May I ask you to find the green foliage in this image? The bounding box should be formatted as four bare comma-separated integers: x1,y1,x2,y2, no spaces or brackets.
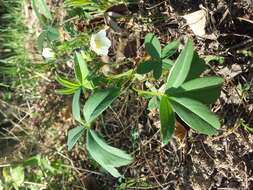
0,0,46,101
184,52,207,82
1,155,72,189
72,89,82,123
162,40,180,59
65,0,125,12
55,75,81,95
169,97,220,135
204,55,225,64
137,33,179,79
240,119,253,133
144,33,161,59
237,82,250,101
167,77,224,104
166,39,194,88
117,177,155,190
159,96,175,144
137,33,223,144
31,0,52,24
86,129,133,177
64,75,124,176
37,26,60,50
56,51,95,95
64,0,125,22
31,0,224,177
32,0,60,50
83,88,120,123
74,51,94,89
2,166,24,190
67,126,85,150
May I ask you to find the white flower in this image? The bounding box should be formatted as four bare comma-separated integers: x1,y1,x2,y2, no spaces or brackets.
42,48,55,59
90,29,111,56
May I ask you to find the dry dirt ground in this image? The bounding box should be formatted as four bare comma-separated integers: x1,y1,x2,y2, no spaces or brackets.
1,0,253,189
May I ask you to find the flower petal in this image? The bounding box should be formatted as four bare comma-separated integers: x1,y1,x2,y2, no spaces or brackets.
42,48,55,59
95,47,109,56
90,29,111,56
90,34,97,51
101,37,112,48
96,29,107,38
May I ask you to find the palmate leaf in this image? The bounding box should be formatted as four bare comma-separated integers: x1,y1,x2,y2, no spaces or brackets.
37,27,60,50
148,96,160,110
72,89,82,123
162,59,174,69
67,126,85,151
185,51,207,82
83,88,120,123
74,52,89,85
166,40,194,89
56,88,78,95
56,75,81,89
136,60,154,74
153,64,162,79
32,0,52,22
159,96,175,145
162,40,179,59
144,33,161,60
37,31,47,50
65,0,93,6
167,77,224,104
169,96,220,135
86,129,133,177
46,26,60,41
137,59,163,79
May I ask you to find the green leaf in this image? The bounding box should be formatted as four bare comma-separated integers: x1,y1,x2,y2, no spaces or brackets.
3,166,24,188
56,75,81,89
167,77,224,104
204,55,225,64
137,60,155,74
40,156,55,173
134,88,164,97
82,79,95,90
170,97,220,135
162,40,179,59
56,88,77,95
37,31,47,50
24,155,41,167
32,0,52,25
153,64,162,79
144,33,161,59
32,0,43,23
67,126,85,151
162,59,173,69
32,0,52,20
83,88,120,123
47,26,60,41
185,51,207,82
148,96,160,110
159,96,175,145
72,89,82,123
74,52,89,84
166,39,194,89
86,130,133,177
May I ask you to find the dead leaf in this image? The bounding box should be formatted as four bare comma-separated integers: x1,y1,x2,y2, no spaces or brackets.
174,120,188,143
183,9,217,39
